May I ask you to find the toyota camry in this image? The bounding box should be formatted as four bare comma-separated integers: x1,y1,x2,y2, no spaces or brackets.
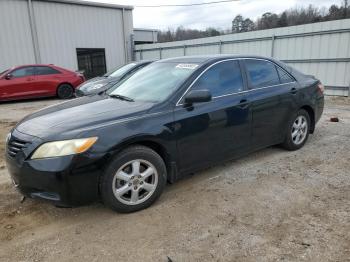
5,55,324,213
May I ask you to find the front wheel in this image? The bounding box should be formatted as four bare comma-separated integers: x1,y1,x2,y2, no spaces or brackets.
282,109,310,151
100,146,167,213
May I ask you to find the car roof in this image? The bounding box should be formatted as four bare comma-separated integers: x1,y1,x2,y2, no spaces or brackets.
134,60,154,65
12,64,57,68
157,55,277,64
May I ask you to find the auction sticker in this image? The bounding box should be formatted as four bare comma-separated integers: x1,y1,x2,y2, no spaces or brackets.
176,64,199,70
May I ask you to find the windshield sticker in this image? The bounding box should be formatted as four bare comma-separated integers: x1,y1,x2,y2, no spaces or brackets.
176,64,199,70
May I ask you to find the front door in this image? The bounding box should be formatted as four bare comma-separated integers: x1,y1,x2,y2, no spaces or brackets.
174,60,251,173
0,66,36,100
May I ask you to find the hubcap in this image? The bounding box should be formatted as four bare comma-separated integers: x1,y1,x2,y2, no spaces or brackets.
112,159,158,205
291,115,308,145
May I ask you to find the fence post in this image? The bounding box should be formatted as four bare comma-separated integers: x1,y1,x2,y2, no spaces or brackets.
271,35,275,57
140,49,143,60
159,48,162,59
130,34,135,61
219,40,222,54
183,45,186,56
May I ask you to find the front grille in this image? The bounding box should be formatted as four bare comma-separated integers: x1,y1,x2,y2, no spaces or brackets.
7,136,31,158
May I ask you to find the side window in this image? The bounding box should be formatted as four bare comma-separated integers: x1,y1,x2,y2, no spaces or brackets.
244,59,280,89
277,67,294,84
35,66,61,75
11,67,35,78
191,60,244,97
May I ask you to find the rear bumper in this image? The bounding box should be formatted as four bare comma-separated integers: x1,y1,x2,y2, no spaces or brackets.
315,95,324,124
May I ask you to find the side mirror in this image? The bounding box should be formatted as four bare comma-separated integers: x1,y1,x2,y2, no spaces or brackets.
5,73,13,80
184,90,212,105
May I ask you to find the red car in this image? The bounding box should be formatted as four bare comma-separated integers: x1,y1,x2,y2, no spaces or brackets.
0,64,85,101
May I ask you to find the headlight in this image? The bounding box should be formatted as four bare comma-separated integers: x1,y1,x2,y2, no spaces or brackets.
89,83,105,90
31,137,98,159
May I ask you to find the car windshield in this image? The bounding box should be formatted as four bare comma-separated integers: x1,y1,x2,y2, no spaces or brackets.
108,62,198,103
104,63,137,78
0,69,9,76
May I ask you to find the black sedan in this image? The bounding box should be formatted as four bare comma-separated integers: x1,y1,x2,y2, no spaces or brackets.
75,60,153,97
6,55,324,213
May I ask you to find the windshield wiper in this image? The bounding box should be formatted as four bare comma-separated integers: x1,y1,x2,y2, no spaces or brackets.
109,94,134,102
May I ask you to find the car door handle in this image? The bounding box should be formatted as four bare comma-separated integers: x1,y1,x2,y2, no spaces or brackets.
290,87,298,94
238,99,250,109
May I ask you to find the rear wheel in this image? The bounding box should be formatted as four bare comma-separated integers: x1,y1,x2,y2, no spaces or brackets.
100,145,167,213
282,109,310,151
57,84,73,99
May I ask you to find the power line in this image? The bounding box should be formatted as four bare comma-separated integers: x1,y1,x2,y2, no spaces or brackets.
135,0,240,8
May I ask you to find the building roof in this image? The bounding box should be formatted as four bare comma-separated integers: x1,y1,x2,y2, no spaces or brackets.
134,28,159,32
30,0,133,10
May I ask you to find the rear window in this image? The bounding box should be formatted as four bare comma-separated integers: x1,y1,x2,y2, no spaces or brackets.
244,59,280,89
277,67,294,84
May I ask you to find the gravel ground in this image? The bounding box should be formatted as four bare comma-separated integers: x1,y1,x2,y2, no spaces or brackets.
0,96,349,262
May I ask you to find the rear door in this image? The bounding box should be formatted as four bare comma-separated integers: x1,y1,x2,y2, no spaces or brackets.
34,66,63,96
242,59,298,149
174,60,251,173
0,67,36,100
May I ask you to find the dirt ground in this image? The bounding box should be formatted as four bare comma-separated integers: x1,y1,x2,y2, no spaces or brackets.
0,97,349,262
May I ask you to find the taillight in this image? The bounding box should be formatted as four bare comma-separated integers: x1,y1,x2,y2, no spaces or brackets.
317,82,325,94
76,73,85,82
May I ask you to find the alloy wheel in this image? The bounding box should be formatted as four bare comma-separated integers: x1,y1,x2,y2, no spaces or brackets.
112,159,158,205
291,115,308,145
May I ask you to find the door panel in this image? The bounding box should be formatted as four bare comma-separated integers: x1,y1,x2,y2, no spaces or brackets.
34,66,61,95
0,67,36,99
247,83,297,148
174,94,251,173
242,59,299,149
174,60,251,173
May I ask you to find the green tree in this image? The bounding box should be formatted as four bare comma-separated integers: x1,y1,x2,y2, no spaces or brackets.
232,15,244,33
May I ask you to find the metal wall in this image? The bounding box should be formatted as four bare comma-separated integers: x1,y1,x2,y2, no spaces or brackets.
134,29,158,44
0,0,133,72
0,0,36,69
135,19,350,96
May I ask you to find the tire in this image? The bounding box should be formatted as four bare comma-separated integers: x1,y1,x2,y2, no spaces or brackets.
57,84,74,99
282,109,310,151
100,145,167,213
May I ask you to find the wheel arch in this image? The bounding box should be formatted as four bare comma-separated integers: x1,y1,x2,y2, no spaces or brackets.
56,82,73,91
103,136,177,184
300,105,315,133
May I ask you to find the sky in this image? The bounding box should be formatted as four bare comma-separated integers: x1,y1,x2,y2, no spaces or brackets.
81,0,343,30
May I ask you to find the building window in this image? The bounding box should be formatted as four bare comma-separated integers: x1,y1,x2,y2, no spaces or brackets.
76,48,107,79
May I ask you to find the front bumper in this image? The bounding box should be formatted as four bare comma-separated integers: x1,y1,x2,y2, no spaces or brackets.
5,129,103,206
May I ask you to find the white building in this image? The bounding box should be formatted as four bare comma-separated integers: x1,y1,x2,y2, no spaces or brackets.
0,0,134,79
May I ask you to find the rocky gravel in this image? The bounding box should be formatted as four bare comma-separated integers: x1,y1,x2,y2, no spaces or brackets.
0,96,349,262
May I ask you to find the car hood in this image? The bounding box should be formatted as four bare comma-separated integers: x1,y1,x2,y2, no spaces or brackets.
16,95,154,139
78,77,120,91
